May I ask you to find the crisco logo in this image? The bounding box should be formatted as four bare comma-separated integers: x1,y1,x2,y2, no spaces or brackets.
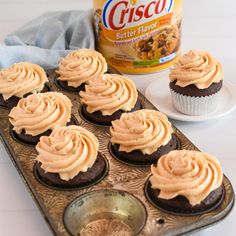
102,0,173,30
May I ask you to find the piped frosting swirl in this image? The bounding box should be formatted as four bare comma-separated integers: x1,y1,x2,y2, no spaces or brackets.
80,74,138,116
9,92,72,136
56,49,107,88
0,62,48,100
110,109,173,154
169,50,223,89
150,150,223,206
36,125,99,181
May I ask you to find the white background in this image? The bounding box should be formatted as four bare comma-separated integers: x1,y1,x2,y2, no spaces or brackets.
0,0,235,235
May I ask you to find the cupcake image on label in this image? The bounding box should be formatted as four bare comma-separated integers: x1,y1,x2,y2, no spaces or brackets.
109,109,180,165
146,150,224,214
56,49,107,92
0,62,49,109
169,50,223,116
35,125,108,189
8,92,77,145
133,25,180,61
79,74,142,125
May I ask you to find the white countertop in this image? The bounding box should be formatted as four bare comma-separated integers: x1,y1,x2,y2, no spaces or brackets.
0,0,235,235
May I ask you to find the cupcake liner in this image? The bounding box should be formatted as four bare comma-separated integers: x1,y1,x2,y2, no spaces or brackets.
170,89,221,116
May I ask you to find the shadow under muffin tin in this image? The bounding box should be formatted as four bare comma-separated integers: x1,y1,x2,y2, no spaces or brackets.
0,68,234,236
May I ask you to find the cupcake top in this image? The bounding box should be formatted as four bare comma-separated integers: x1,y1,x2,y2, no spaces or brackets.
169,50,223,89
110,109,173,154
56,49,107,88
9,92,72,136
0,62,48,100
150,150,223,206
80,74,138,116
36,125,99,181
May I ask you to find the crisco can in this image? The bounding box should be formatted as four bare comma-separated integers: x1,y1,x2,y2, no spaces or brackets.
93,0,183,74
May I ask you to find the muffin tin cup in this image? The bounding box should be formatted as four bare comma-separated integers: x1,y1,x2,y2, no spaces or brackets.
108,133,182,167
0,69,234,236
54,66,121,94
54,76,86,93
9,114,79,147
0,82,52,110
144,177,226,216
33,153,109,191
63,189,147,236
79,100,143,127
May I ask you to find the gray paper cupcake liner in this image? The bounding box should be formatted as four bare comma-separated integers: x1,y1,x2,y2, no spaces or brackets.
170,89,221,116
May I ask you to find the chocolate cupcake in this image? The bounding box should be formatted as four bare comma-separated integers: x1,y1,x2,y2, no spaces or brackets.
9,92,74,145
56,49,107,92
0,62,49,109
35,125,107,189
110,109,180,165
169,50,223,115
80,74,142,125
147,150,224,214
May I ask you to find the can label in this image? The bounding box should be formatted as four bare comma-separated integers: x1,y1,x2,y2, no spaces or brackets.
93,0,183,74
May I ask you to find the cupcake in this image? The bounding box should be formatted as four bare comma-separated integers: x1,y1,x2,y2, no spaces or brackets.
169,50,223,115
8,92,76,145
0,62,49,109
110,109,180,165
80,74,142,125
35,125,107,189
147,150,224,214
56,49,107,92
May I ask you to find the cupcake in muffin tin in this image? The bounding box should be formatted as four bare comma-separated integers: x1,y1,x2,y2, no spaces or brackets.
109,109,180,166
56,49,107,92
146,150,224,214
169,50,223,115
0,62,50,109
80,74,142,126
35,125,108,189
8,91,77,145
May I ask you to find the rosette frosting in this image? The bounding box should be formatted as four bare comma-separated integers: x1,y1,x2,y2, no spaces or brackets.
150,150,223,206
9,92,72,136
0,62,48,100
169,50,223,89
110,109,173,154
36,125,99,181
80,74,138,116
56,49,107,87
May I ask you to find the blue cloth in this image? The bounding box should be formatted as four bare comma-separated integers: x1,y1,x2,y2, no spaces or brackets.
0,10,95,69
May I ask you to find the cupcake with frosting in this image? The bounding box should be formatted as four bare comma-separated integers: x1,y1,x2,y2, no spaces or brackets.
35,125,107,189
110,109,180,165
0,62,49,109
9,92,76,145
147,150,224,214
56,49,107,92
80,74,142,125
169,50,223,115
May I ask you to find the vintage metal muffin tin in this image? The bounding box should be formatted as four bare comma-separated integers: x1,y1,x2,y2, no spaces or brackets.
0,69,234,236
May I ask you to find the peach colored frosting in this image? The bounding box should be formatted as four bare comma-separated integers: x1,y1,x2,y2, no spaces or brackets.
9,92,72,136
150,150,223,206
36,125,99,181
110,109,173,154
0,62,48,100
56,49,107,87
169,50,223,89
80,74,138,116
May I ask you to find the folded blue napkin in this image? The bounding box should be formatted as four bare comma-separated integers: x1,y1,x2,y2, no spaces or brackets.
0,10,95,69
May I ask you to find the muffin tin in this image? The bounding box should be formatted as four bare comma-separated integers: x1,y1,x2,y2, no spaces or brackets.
0,68,234,236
